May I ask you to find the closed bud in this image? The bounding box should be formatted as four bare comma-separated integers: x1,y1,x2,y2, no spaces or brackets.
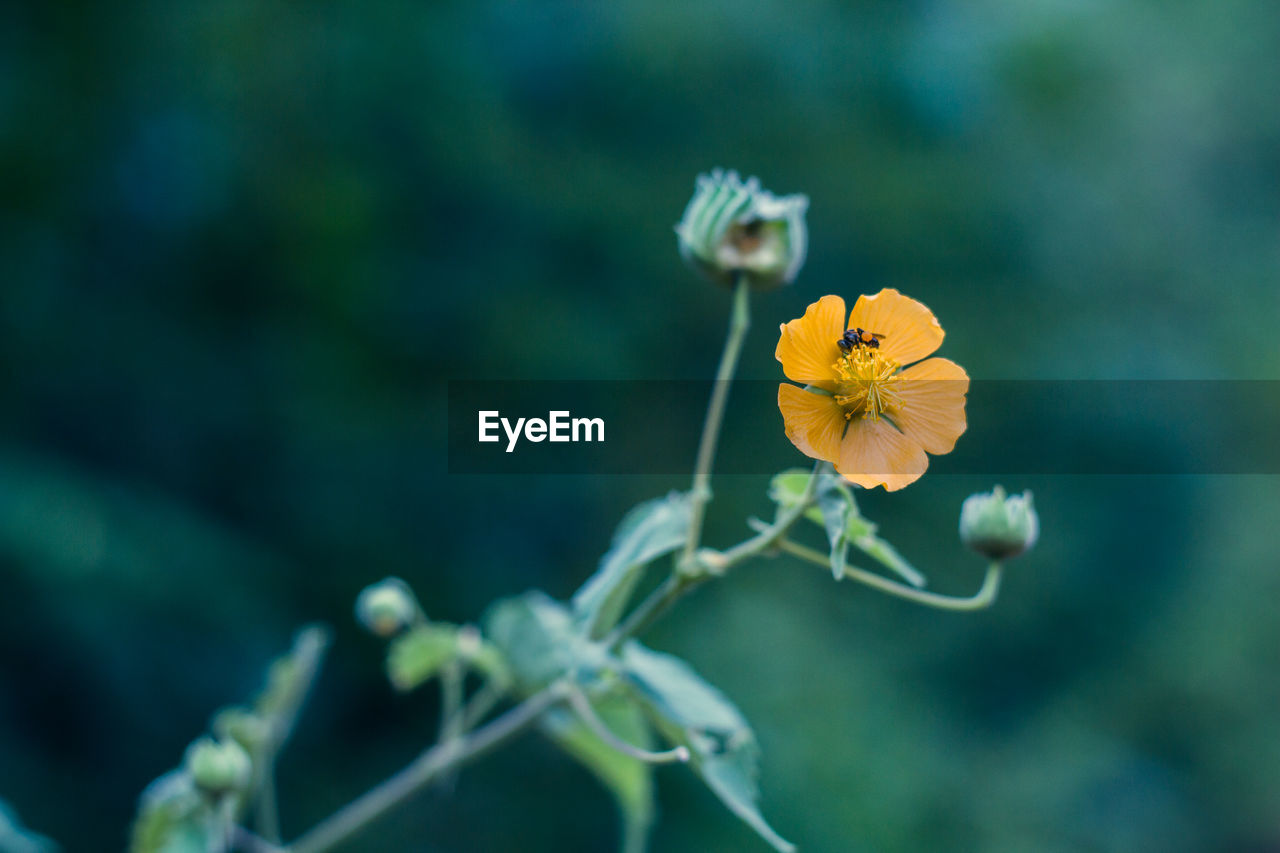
675,169,809,290
185,737,252,796
212,707,269,753
356,577,421,637
959,486,1039,560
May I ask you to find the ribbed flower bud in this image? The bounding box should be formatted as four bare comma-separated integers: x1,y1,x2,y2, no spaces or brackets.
959,486,1039,560
355,577,421,637
675,169,809,289
185,737,252,796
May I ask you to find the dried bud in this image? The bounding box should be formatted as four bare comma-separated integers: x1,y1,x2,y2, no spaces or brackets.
675,169,808,289
356,577,421,637
959,486,1039,560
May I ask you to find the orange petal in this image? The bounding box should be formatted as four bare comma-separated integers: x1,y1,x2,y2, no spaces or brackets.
847,289,944,366
892,358,969,455
835,418,928,491
775,295,845,391
778,383,847,465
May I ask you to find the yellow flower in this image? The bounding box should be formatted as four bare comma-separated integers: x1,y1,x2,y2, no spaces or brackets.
775,289,969,491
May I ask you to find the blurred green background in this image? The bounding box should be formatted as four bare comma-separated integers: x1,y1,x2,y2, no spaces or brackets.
3,1,1279,850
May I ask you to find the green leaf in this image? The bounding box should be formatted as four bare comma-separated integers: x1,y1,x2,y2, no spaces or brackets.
768,467,827,529
812,469,855,581
847,521,925,588
620,643,794,853
252,625,331,720
485,592,600,692
772,467,925,587
775,467,854,581
540,695,655,853
386,624,459,692
0,800,56,853
128,772,223,853
766,469,812,509
621,643,746,733
458,635,514,689
573,492,692,639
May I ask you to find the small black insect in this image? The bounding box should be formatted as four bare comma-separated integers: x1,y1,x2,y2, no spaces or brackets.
837,328,886,352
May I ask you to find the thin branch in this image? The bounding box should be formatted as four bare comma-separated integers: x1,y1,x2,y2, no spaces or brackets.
459,678,509,731
567,687,689,765
286,682,568,853
605,462,823,649
681,274,750,571
771,535,1004,611
254,626,330,841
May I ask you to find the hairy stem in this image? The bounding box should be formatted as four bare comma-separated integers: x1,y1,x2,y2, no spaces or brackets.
284,683,568,853
774,536,1004,610
681,274,751,571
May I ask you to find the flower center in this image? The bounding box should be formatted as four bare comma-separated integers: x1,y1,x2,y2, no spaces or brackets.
832,346,903,421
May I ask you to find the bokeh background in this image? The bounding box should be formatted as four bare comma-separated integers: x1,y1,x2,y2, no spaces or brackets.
3,1,1279,851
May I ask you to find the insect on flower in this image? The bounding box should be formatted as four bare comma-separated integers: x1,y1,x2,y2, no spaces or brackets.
775,289,969,491
836,328,885,352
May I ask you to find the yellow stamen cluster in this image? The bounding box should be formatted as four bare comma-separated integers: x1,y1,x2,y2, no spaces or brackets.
832,346,903,421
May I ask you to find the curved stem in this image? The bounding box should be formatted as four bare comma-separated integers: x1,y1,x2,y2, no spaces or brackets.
459,678,509,731
285,683,568,853
606,463,822,649
681,274,751,571
773,537,1003,611
566,687,689,764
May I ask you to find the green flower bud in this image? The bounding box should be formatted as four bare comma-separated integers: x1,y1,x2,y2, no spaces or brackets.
675,169,809,289
212,707,270,753
959,486,1039,560
184,736,252,796
356,577,421,637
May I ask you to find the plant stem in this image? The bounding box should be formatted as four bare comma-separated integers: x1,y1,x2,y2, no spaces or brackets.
232,827,285,853
774,537,1004,610
681,274,751,571
438,663,464,744
607,463,822,648
459,678,509,731
255,627,330,842
566,687,689,764
285,683,568,853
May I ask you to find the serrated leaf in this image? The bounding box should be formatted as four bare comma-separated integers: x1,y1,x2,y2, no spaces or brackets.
0,800,56,853
386,624,459,692
540,695,655,853
128,772,224,853
699,746,795,853
573,492,692,639
620,643,794,853
485,592,598,692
